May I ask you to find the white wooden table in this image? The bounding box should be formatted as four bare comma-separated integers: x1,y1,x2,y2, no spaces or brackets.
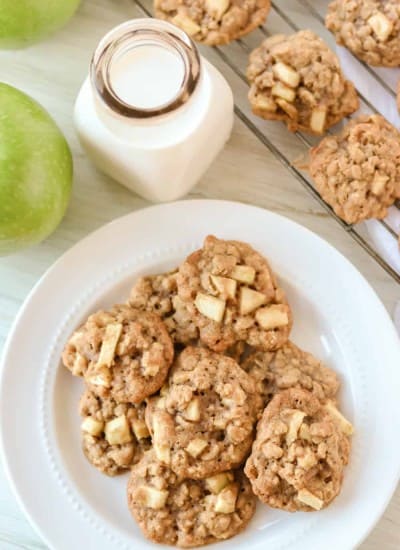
0,0,399,548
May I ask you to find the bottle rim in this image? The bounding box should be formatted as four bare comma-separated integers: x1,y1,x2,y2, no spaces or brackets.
90,18,201,119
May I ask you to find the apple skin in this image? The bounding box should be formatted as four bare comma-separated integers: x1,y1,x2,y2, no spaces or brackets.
0,0,81,49
0,83,73,255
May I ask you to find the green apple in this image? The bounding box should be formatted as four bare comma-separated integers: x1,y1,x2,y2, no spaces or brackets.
0,0,81,49
0,83,73,255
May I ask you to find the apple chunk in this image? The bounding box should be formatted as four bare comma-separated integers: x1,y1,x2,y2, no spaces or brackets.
97,323,122,368
239,287,267,315
154,443,170,464
297,489,323,510
299,423,311,441
214,483,238,513
272,62,300,88
310,107,327,134
371,173,388,195
272,82,296,103
81,416,104,437
86,364,112,388
255,305,289,329
172,13,201,36
205,0,230,20
205,472,234,494
368,12,393,42
324,401,354,436
186,438,208,458
183,397,201,422
230,265,256,284
105,415,132,445
134,485,169,509
210,275,237,299
285,411,306,446
195,292,226,322
152,419,171,463
132,419,150,439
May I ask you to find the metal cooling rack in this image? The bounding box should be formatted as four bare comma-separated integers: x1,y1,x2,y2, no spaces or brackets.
132,0,400,284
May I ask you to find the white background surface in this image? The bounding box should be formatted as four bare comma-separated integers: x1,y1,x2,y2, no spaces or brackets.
0,0,400,549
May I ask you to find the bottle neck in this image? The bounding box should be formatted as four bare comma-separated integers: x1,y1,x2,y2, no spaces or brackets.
90,19,201,120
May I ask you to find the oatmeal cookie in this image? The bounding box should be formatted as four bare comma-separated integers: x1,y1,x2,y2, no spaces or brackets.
244,388,353,511
145,346,259,479
309,114,400,224
177,235,292,353
241,341,340,408
80,388,151,476
129,271,198,345
247,31,359,134
326,0,400,67
62,305,174,404
127,451,256,547
154,0,271,46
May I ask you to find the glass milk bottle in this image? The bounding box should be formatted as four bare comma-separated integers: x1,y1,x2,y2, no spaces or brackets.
74,19,234,202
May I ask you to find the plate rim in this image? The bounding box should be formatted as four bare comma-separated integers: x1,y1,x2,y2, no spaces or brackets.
1,198,400,550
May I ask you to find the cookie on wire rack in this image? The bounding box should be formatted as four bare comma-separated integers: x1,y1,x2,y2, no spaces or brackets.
247,30,359,134
326,0,400,67
309,114,400,224
154,0,271,46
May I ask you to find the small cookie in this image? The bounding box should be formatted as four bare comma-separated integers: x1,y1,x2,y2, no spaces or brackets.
63,305,174,403
177,235,292,353
309,114,400,224
127,451,255,547
79,388,151,476
244,388,353,512
241,341,340,408
247,31,359,134
154,0,271,46
145,346,259,479
129,271,198,345
326,0,400,67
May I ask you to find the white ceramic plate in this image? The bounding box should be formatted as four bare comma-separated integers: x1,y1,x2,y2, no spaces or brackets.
1,199,400,550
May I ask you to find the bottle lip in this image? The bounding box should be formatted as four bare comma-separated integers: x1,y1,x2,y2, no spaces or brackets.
90,19,201,119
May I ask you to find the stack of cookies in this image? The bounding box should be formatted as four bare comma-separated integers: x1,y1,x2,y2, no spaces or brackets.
62,235,353,547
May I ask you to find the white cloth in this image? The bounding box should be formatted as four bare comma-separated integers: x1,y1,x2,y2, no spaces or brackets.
337,47,400,332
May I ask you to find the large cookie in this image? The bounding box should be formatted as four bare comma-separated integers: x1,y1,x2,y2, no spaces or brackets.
309,114,400,224
127,450,255,547
79,388,151,476
241,341,340,409
154,0,271,46
145,346,259,479
247,31,359,134
326,0,400,67
177,235,292,353
62,305,174,403
129,271,198,345
244,388,353,511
